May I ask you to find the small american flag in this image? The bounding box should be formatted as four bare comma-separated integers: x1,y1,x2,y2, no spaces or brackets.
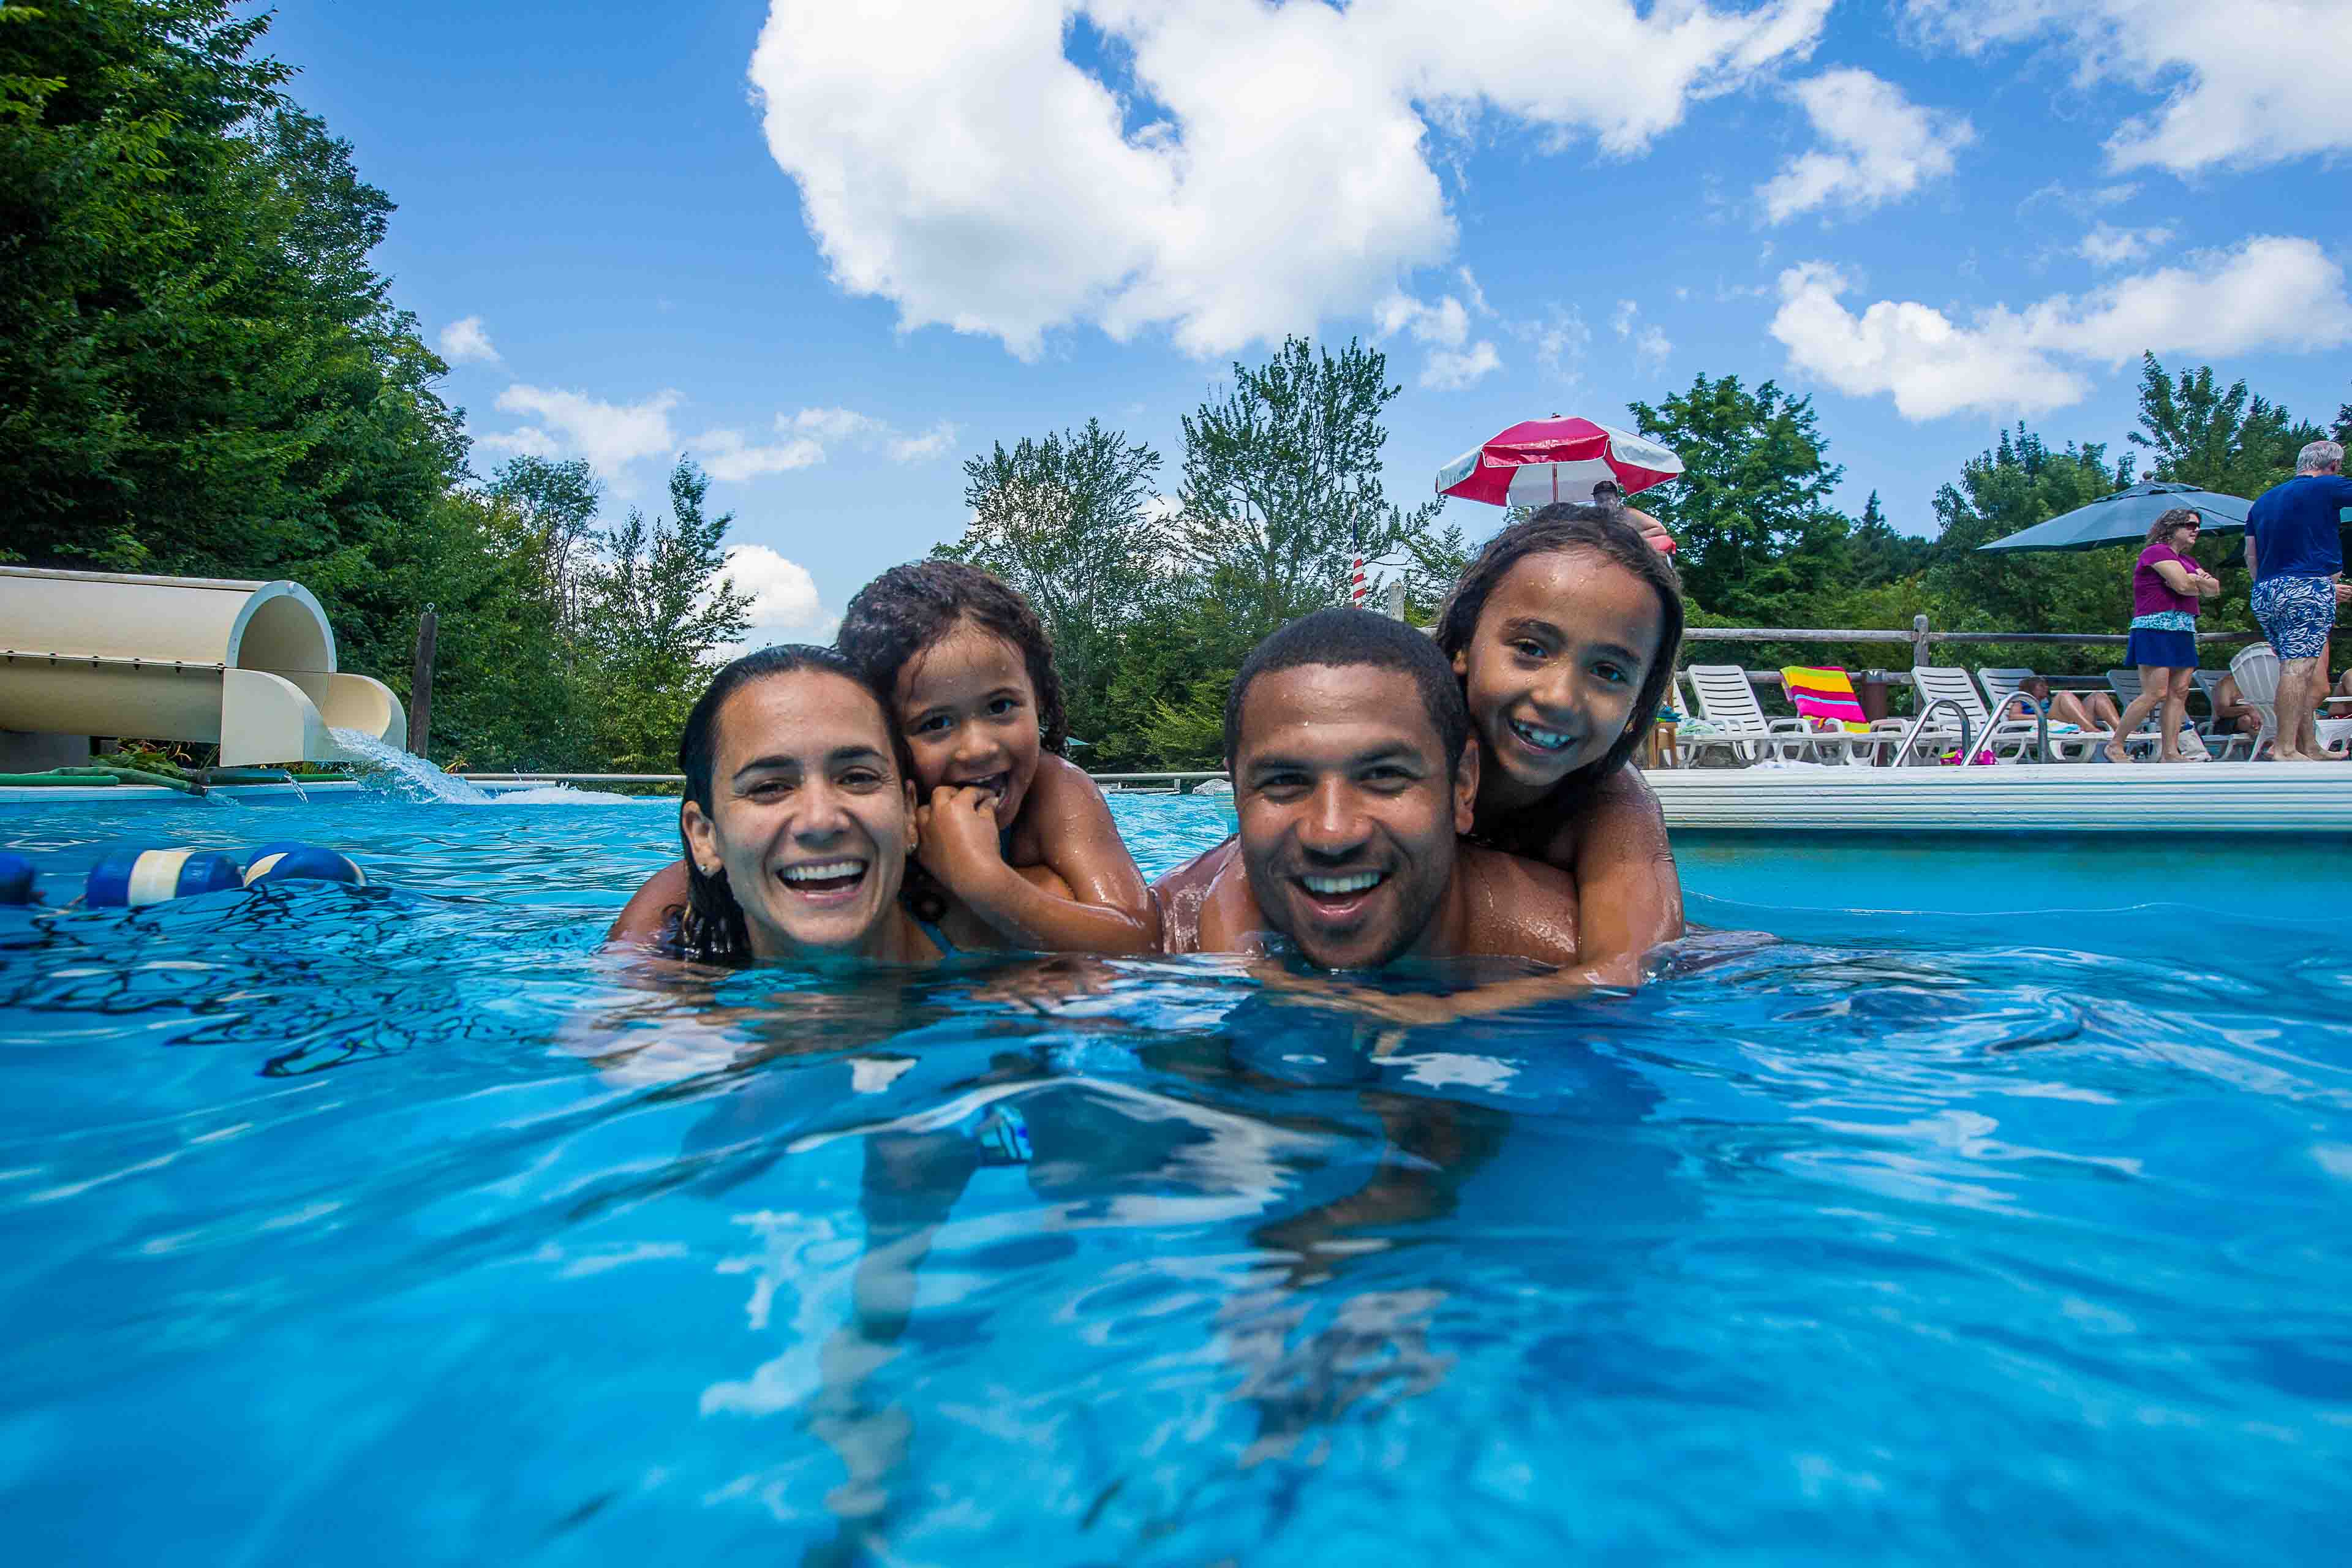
1348,554,1367,607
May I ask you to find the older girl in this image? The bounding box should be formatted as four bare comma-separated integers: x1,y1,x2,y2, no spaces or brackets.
1433,502,1687,986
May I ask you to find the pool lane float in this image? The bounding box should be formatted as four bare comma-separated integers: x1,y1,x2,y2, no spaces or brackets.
0,851,34,905
85,847,246,908
80,843,369,907
243,843,366,888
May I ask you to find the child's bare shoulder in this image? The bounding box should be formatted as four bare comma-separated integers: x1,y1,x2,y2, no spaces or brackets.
1509,766,1667,869
1460,843,1580,965
1006,752,1110,864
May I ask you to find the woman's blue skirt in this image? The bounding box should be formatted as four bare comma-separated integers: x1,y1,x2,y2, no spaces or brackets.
2125,626,2198,669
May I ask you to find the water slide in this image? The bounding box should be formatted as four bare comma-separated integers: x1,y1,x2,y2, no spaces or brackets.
0,567,405,767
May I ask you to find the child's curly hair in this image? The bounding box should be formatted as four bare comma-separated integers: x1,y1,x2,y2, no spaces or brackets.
836,560,1068,755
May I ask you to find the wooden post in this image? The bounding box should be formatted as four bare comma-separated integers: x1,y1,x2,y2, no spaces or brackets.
407,604,437,756
1910,613,1933,668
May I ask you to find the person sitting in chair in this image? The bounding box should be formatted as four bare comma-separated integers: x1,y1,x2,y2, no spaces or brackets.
2000,676,2124,736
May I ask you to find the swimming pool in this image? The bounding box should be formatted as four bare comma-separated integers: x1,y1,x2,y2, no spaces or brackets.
3,790,2346,1564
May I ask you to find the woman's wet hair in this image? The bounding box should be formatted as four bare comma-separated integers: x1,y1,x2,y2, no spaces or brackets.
673,643,914,965
1432,499,1686,801
835,560,1068,754
2146,507,2201,545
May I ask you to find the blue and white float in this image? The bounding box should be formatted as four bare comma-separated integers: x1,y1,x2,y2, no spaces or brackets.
85,848,247,908
243,843,367,889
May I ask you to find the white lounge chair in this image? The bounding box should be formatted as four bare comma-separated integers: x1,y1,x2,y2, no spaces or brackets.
1974,667,2112,763
2188,668,2256,760
2107,667,2213,760
2223,643,2346,758
1683,664,1820,764
1908,665,2040,763
2226,645,2283,758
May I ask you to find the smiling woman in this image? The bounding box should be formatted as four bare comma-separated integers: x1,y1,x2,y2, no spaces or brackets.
669,644,941,964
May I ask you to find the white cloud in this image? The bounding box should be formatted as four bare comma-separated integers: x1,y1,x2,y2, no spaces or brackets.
718,543,834,655
1517,305,1593,385
1758,69,1973,224
1611,300,1674,370
487,385,681,479
883,421,957,462
1422,341,1504,391
1375,288,1500,390
482,393,953,484
783,407,958,464
473,426,562,461
695,426,825,483
1769,236,2352,421
1904,0,2352,173
787,407,881,443
2078,224,2177,268
1768,263,2085,420
748,0,1831,358
437,315,500,365
2039,236,2352,361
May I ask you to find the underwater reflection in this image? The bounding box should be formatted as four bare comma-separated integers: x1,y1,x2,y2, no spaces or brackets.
616,959,1684,1559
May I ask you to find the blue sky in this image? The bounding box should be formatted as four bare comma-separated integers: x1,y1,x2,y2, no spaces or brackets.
262,0,2352,643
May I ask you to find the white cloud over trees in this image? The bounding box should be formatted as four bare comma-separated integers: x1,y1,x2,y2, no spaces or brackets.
747,0,1833,358
1769,236,2352,420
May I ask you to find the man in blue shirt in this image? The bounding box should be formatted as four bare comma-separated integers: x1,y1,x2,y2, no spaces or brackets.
2245,439,2352,761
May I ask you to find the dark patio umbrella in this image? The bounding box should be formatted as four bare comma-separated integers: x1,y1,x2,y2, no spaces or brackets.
1975,481,2251,552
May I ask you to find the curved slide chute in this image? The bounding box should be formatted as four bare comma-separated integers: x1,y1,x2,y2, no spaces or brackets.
0,567,405,766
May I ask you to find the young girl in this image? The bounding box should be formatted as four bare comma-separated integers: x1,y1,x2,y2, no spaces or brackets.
610,562,1159,955
1431,502,1688,986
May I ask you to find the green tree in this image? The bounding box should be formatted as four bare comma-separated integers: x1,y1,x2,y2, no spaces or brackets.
1400,519,1473,625
1922,425,2134,645
584,459,753,769
1173,336,1439,644
1626,374,1850,620
488,456,603,631
936,420,1162,744
0,0,471,680
2128,353,2324,498
1845,488,1934,587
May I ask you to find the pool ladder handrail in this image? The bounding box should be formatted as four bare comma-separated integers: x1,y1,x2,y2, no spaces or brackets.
2002,694,2054,764
1898,696,1975,766
1895,695,2047,765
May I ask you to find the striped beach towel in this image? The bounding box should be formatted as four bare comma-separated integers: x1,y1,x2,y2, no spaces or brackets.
1780,666,1870,733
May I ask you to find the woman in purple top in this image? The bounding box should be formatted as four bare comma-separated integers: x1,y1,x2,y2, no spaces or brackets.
2108,507,2220,763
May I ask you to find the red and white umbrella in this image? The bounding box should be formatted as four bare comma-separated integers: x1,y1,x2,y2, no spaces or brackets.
1434,417,1683,509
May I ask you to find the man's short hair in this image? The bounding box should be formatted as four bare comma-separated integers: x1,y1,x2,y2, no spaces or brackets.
2297,439,2344,473
1224,608,1472,772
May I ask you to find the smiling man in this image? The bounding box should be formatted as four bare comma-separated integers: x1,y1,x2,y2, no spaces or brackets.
1156,609,1580,971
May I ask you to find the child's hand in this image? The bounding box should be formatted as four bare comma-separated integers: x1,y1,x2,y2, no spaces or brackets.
914,784,1009,894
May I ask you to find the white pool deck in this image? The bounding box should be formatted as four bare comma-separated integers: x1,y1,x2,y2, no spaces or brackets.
1646,760,2352,833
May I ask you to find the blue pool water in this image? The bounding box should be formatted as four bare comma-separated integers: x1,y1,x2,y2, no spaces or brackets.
2,790,2348,1564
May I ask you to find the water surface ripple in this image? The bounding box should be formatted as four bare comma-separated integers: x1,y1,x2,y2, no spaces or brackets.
0,793,2345,1564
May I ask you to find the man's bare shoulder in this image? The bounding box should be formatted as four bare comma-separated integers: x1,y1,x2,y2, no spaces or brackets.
1151,835,1248,954
1458,842,1580,967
